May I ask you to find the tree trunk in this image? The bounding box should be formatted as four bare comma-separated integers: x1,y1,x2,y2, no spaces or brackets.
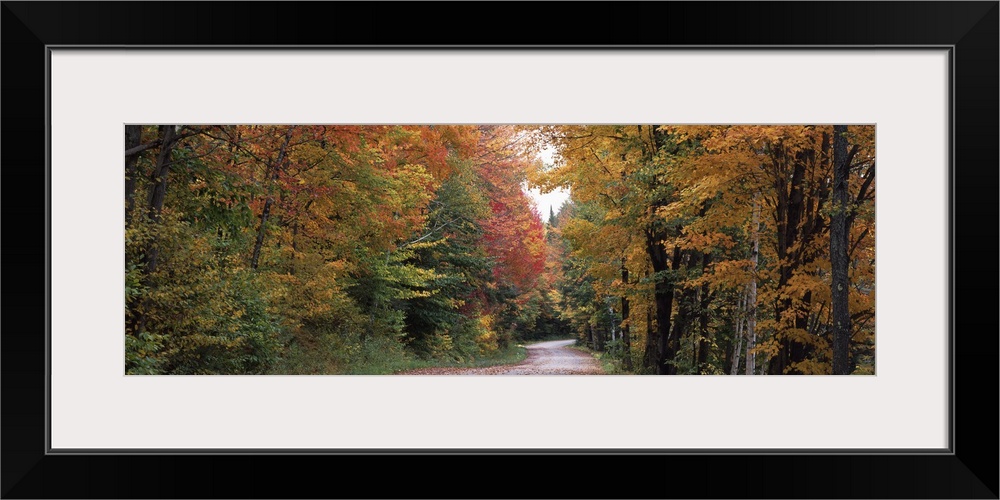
790,290,813,372
769,149,808,375
608,304,618,342
745,198,760,375
653,280,676,375
143,125,179,275
696,253,712,374
250,130,293,270
669,251,699,373
646,241,680,375
637,126,690,374
124,125,143,224
672,279,696,373
620,258,632,370
129,125,180,338
731,291,745,375
593,319,605,351
831,125,852,375
643,302,656,372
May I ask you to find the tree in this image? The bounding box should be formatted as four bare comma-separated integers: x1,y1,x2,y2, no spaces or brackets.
830,125,853,374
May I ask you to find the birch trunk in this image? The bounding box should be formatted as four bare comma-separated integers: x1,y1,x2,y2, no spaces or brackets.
620,258,632,370
730,291,745,375
746,198,760,375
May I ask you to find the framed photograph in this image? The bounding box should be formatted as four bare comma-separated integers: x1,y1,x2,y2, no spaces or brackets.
3,2,996,498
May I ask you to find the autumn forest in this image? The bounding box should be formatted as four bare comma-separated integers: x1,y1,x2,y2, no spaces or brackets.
125,125,875,375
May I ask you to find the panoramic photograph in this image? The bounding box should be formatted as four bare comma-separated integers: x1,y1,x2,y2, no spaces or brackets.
124,125,875,375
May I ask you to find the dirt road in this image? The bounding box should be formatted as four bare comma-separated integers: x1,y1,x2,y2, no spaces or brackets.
403,339,604,375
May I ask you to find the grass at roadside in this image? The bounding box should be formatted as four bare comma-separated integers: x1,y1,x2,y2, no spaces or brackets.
372,343,527,375
275,335,595,375
521,336,576,346
569,343,627,374
271,334,529,375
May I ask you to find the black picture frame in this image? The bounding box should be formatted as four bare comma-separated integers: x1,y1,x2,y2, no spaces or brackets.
3,2,996,498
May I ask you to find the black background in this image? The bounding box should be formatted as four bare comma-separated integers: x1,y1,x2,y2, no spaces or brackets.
2,2,997,498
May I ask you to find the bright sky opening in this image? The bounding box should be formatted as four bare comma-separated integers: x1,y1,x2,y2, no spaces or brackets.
526,143,570,220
